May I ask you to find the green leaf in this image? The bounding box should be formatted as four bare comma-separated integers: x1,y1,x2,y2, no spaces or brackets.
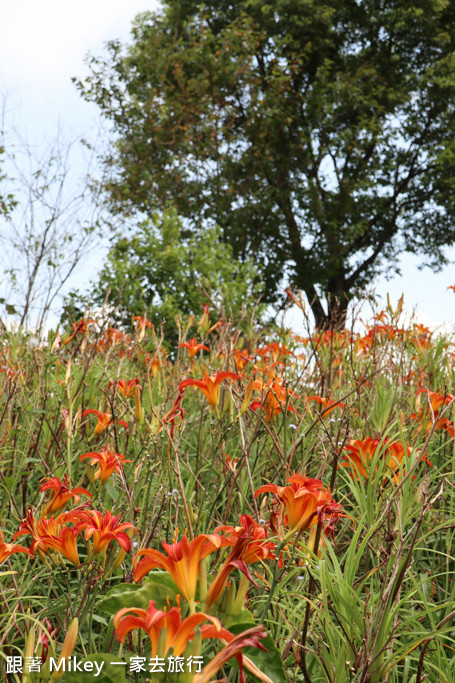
96,573,179,614
60,653,125,683
228,610,287,683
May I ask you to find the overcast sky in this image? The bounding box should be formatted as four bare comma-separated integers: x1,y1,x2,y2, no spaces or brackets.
1,0,454,332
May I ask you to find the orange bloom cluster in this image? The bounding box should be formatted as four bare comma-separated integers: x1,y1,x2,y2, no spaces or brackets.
40,475,92,515
82,408,128,435
13,507,135,566
134,533,223,605
80,444,131,483
256,342,294,364
255,474,343,539
96,327,132,354
0,530,32,565
409,387,454,437
133,518,280,617
250,376,298,422
179,371,239,417
356,325,405,354
113,377,141,398
179,338,210,359
341,437,427,484
114,600,266,683
62,319,97,346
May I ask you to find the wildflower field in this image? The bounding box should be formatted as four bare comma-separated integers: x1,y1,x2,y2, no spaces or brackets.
0,296,454,683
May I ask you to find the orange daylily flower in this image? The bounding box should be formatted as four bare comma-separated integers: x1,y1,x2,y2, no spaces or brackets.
233,349,253,372
62,319,97,345
82,409,128,435
96,328,132,353
205,516,277,609
408,324,433,351
256,342,294,363
224,454,239,473
215,515,276,565
155,391,185,438
179,338,210,359
410,388,455,437
133,533,223,606
193,625,268,683
0,530,33,565
179,372,239,416
114,378,141,398
415,387,454,413
251,376,298,422
255,474,342,536
341,437,426,484
307,395,345,417
114,601,267,683
13,509,68,561
79,444,132,483
40,475,92,515
69,510,135,555
42,526,81,566
132,315,154,342
114,600,229,657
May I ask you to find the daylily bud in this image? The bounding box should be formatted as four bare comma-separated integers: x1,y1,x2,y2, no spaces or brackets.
49,618,78,682
1,418,11,447
134,385,144,424
240,379,254,416
65,359,72,385
22,626,36,683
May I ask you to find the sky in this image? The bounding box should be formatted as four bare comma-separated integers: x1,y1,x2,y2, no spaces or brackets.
0,0,454,333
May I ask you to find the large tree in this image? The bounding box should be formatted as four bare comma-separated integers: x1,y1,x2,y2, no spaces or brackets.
76,0,455,327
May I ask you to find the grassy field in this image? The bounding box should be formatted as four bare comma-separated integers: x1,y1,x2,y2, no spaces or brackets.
0,298,454,682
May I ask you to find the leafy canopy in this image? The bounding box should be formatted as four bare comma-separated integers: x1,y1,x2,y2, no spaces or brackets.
76,0,455,326
66,210,262,343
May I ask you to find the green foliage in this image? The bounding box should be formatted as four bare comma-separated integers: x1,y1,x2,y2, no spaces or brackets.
67,210,262,343
76,0,455,325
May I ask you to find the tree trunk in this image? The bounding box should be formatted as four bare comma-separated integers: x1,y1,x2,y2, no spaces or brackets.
304,285,350,330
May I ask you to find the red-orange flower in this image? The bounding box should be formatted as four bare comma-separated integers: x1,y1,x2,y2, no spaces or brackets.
255,474,342,536
307,395,345,417
0,530,33,565
233,349,253,372
179,372,239,416
79,444,132,483
70,510,135,555
154,391,186,438
215,515,276,565
410,388,455,437
179,338,210,359
82,409,128,435
41,526,81,566
114,601,267,683
40,475,92,515
13,509,67,560
205,516,277,609
341,438,427,484
256,342,294,363
114,600,228,656
114,378,141,398
62,319,97,345
133,533,223,606
251,376,298,422
193,625,268,683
